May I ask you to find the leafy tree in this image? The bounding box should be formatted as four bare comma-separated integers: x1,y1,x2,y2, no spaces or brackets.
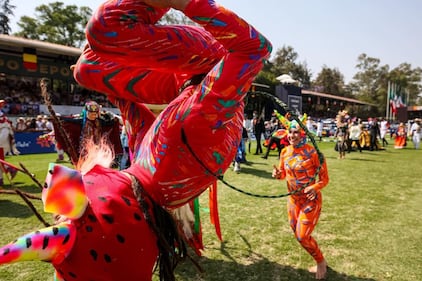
14,16,38,39
351,54,422,117
158,9,195,25
14,1,91,47
0,0,15,35
350,53,389,116
312,65,347,96
269,45,312,89
388,63,422,106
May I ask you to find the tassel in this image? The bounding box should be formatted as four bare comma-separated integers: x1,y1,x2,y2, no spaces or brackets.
193,198,200,234
209,181,222,241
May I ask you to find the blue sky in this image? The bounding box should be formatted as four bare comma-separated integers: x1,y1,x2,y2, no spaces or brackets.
10,0,422,83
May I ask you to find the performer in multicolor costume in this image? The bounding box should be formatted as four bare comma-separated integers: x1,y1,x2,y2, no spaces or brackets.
272,118,329,280
53,101,122,164
0,0,271,280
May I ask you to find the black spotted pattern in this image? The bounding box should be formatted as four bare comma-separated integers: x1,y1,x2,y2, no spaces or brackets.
42,236,49,249
121,196,131,206
101,214,114,224
134,213,142,221
104,254,112,263
62,234,70,245
87,214,97,222
116,234,125,244
25,237,31,248
90,249,98,261
52,227,59,235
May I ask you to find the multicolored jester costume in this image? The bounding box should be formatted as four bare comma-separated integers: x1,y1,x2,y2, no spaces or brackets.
0,0,271,280
276,115,329,267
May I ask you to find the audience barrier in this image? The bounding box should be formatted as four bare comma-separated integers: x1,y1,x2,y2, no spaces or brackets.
14,131,56,154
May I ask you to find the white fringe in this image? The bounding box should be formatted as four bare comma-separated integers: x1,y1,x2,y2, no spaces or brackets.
171,203,195,239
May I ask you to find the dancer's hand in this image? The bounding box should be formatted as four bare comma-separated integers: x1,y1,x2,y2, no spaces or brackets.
272,165,281,179
304,186,317,200
142,0,190,11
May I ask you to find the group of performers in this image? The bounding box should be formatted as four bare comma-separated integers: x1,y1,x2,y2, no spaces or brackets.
333,111,389,158
333,110,420,155
0,0,331,280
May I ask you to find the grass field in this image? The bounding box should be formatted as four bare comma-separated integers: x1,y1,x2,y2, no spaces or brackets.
0,139,421,281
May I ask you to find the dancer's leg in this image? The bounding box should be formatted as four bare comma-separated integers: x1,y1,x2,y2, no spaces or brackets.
74,0,227,104
126,0,272,207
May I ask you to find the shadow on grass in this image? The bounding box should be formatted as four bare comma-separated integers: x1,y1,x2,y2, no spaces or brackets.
236,165,273,178
347,158,384,162
176,234,377,281
177,251,377,281
242,160,270,167
0,199,36,218
324,155,383,162
3,182,43,194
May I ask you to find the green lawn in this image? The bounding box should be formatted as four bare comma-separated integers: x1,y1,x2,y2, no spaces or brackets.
0,139,421,281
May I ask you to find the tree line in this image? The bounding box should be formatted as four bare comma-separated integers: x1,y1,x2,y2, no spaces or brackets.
1,1,421,117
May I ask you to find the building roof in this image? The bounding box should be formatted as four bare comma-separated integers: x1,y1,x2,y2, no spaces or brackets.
302,89,375,106
0,34,82,57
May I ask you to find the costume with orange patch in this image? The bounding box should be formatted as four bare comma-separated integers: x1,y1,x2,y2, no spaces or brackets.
276,118,329,263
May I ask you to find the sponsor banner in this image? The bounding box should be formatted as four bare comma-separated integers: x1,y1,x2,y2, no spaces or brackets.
0,53,74,80
15,131,56,154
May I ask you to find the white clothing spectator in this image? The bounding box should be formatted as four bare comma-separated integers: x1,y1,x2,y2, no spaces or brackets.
410,119,421,149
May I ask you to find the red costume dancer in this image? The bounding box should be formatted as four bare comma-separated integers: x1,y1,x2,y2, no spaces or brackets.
0,1,271,280
75,0,272,208
273,119,329,280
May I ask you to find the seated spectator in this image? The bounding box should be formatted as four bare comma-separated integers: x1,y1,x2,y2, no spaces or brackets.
15,117,27,132
35,115,46,131
26,117,37,131
44,116,54,131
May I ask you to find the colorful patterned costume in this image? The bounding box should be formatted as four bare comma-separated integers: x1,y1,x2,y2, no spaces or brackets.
76,0,271,207
0,0,271,280
278,143,329,263
53,113,122,164
394,123,407,149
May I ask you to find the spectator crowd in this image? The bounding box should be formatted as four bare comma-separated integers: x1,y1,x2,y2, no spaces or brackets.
0,74,115,116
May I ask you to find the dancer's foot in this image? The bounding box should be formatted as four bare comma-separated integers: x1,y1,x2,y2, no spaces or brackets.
309,259,327,280
317,259,327,279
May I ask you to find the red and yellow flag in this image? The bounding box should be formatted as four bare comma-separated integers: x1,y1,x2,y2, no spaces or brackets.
23,47,37,71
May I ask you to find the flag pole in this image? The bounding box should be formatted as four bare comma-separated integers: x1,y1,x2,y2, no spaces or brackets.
386,81,390,121
392,82,396,121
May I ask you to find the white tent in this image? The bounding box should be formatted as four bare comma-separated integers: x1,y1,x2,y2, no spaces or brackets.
276,74,297,84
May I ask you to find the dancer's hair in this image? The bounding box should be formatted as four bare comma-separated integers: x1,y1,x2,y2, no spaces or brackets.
76,136,115,175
